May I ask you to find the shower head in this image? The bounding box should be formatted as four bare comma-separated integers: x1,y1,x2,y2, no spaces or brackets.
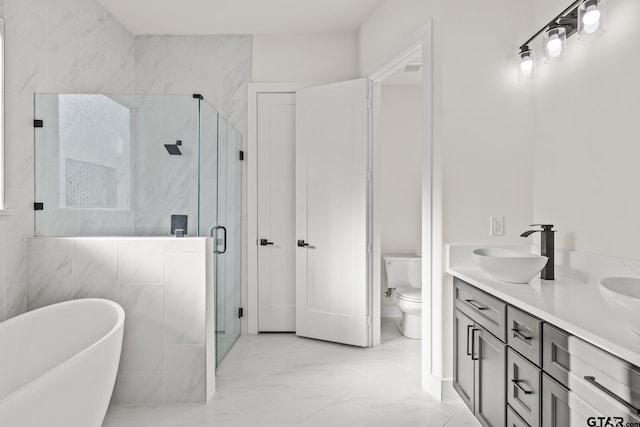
164,140,182,156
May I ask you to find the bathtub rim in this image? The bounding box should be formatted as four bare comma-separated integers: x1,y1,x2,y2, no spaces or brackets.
0,298,125,406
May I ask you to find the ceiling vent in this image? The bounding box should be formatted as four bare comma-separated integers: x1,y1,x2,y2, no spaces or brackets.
402,63,422,73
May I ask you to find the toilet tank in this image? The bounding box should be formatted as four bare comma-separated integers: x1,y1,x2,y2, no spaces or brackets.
383,254,421,288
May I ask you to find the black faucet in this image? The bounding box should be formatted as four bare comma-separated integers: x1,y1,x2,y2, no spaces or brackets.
520,224,555,280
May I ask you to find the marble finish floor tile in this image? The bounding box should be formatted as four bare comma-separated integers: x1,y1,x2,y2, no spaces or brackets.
103,318,480,427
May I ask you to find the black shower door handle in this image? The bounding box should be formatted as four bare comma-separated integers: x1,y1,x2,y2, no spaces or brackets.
212,226,227,254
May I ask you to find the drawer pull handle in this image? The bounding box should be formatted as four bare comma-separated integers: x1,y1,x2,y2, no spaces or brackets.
466,324,474,356
511,328,532,341
512,379,533,395
465,299,489,311
584,376,640,416
471,328,479,361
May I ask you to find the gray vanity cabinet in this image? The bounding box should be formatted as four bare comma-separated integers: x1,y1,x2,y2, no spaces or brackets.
475,326,506,427
453,278,506,427
453,275,640,427
453,308,506,427
453,308,475,411
541,373,572,427
508,405,530,427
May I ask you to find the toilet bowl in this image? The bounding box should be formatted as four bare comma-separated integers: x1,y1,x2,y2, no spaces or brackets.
383,254,422,339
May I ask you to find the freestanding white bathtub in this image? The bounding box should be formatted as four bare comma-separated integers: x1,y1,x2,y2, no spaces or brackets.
0,298,125,427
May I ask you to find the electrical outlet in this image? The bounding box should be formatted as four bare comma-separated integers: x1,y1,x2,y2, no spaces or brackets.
490,216,505,236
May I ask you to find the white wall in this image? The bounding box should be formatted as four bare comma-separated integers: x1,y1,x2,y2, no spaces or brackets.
359,0,440,76
380,84,422,314
360,0,535,398
532,0,640,260
252,34,359,83
0,0,135,321
439,0,534,384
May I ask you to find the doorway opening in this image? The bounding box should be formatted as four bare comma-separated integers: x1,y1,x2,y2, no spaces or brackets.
246,24,436,395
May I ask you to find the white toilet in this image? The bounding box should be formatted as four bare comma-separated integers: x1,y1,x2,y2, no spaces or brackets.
383,254,422,339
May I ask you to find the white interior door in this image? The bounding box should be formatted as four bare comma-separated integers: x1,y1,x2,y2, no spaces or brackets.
296,78,370,347
257,93,296,331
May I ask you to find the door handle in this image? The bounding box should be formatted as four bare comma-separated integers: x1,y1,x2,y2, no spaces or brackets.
512,379,533,395
471,328,479,361
212,226,227,254
466,324,474,356
297,240,315,249
260,239,274,246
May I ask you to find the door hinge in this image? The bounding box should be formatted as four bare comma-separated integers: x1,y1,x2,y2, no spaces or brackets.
367,315,372,326
366,98,372,110
34,119,43,128
366,242,372,254
239,150,244,161
366,171,372,182
238,307,244,319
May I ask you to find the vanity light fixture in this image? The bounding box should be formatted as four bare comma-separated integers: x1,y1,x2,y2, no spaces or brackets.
543,25,567,62
518,46,536,80
517,0,606,78
579,0,606,39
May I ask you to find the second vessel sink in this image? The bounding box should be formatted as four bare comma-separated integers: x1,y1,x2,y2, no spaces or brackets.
599,277,640,334
472,248,548,284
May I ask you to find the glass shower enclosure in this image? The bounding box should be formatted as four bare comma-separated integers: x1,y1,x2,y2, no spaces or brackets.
34,93,242,365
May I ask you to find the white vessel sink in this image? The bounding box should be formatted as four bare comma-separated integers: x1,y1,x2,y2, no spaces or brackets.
599,277,640,335
472,248,548,284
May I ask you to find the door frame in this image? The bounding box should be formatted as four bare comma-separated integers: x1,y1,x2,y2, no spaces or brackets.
367,22,442,398
247,83,312,335
248,82,378,347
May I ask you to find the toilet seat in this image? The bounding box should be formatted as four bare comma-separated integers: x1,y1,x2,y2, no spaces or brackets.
395,287,421,303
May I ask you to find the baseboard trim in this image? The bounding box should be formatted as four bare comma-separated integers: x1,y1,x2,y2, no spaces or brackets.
423,374,459,402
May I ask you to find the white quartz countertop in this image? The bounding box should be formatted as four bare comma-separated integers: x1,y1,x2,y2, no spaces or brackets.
447,245,640,367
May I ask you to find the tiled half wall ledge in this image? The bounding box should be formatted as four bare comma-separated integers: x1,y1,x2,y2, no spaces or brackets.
26,237,216,404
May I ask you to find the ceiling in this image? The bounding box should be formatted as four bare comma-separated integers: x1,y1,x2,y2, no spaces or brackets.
98,0,384,35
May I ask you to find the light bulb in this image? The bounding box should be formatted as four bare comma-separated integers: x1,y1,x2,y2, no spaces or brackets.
547,35,562,58
582,5,601,33
579,0,605,40
517,48,535,80
520,57,533,75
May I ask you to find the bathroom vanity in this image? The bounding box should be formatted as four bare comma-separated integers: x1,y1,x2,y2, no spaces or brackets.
448,246,640,427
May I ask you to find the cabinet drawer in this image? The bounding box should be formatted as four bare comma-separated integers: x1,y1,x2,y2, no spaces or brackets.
507,348,541,427
568,336,640,421
454,278,506,341
542,323,571,388
507,405,530,427
543,372,640,426
542,373,572,427
508,306,542,367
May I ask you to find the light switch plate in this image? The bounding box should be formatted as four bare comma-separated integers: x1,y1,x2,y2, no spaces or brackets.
490,216,504,236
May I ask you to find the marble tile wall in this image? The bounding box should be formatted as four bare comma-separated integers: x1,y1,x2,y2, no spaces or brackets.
26,237,215,404
0,0,135,321
134,36,250,328
132,94,199,237
134,35,250,137
0,1,251,322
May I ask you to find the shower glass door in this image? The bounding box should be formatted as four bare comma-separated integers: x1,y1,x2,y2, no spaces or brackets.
214,115,243,365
